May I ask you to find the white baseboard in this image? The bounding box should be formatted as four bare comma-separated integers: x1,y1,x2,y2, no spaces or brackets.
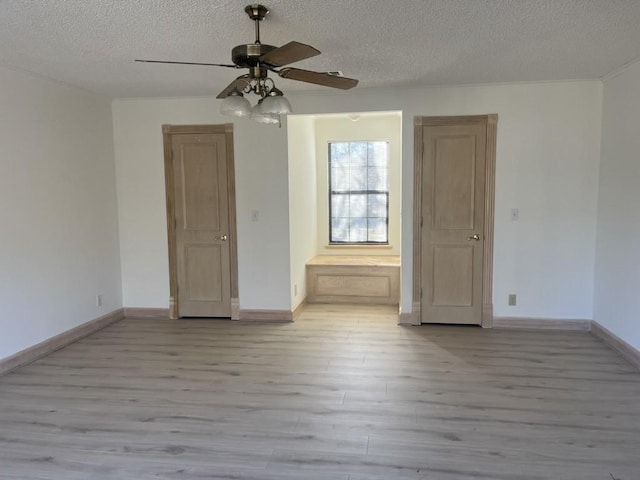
238,309,294,322
493,316,591,331
292,299,307,321
0,308,124,376
591,321,640,369
125,305,297,322
124,307,170,319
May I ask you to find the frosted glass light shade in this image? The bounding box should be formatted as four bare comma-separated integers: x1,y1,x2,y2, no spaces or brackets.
251,104,280,125
220,94,252,117
261,94,292,115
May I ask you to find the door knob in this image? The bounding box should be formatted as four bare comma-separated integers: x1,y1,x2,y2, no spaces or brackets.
468,234,480,241
215,234,228,241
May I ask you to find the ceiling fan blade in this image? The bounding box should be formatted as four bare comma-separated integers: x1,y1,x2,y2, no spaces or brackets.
216,76,252,99
278,68,358,90
135,59,238,68
259,41,320,67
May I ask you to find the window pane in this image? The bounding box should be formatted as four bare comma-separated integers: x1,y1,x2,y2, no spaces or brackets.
349,165,367,190
331,194,349,218
367,218,387,243
331,166,349,191
330,143,350,168
349,142,368,166
367,167,387,191
368,194,387,218
349,194,367,218
368,142,388,166
330,217,349,242
349,218,367,242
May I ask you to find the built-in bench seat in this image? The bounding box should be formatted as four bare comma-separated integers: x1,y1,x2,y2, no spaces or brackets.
306,255,400,305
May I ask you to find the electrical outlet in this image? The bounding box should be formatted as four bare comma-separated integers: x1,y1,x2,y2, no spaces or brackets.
511,208,520,221
508,294,517,306
251,210,259,222
96,294,103,307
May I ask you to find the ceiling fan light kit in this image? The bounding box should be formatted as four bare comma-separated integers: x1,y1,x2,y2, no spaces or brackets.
220,90,252,117
260,87,293,115
250,102,281,125
136,4,358,126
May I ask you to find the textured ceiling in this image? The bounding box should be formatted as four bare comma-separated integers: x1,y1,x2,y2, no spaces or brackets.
0,0,639,98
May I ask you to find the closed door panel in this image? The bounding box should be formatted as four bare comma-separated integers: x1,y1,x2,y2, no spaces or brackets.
431,245,473,307
433,135,476,230
172,133,231,317
184,244,223,302
421,123,486,324
181,146,222,230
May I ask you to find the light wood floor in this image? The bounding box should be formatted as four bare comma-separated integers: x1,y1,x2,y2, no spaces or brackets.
1,304,639,480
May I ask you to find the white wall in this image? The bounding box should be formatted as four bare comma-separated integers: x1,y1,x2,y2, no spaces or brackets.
594,61,640,351
113,81,602,319
314,113,402,256
0,66,121,360
287,116,318,308
112,98,291,310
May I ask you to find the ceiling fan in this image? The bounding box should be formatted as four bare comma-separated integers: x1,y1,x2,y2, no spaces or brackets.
136,4,358,124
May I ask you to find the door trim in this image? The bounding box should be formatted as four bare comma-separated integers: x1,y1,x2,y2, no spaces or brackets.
162,124,239,320
412,115,497,327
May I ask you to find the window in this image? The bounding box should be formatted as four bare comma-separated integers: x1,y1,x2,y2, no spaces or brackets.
329,141,389,244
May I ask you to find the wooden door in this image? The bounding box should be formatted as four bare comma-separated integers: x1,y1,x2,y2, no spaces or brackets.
170,132,232,317
420,121,487,324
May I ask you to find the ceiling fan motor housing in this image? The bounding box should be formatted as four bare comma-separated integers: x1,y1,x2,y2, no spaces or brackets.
232,44,276,69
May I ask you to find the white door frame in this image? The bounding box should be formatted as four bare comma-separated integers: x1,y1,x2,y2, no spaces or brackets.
412,115,497,327
162,124,239,320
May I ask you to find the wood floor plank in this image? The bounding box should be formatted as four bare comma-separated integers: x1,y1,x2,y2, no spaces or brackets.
1,304,639,479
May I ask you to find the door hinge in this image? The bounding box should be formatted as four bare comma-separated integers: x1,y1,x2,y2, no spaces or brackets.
420,287,423,299
421,216,423,228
